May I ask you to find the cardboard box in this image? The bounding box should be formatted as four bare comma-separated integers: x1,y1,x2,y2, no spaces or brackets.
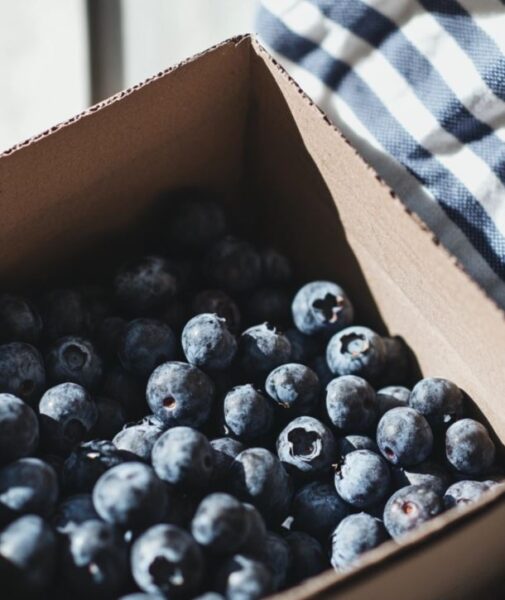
1,35,505,599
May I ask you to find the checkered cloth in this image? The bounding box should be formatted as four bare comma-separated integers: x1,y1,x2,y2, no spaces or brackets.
257,0,505,307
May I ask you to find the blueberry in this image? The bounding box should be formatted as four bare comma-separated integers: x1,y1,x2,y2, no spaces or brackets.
383,484,444,540
204,236,262,293
215,554,272,600
210,437,245,488
118,594,165,600
223,385,274,442
46,336,103,390
377,385,410,416
277,416,337,476
62,520,128,597
164,489,200,530
63,439,137,493
325,375,378,434
194,594,225,600
0,342,45,406
192,290,241,334
393,462,452,495
377,407,434,466
292,481,350,542
113,416,166,462
103,366,147,421
182,313,237,370
191,492,249,553
285,531,326,584
445,418,495,476
78,284,112,331
40,288,90,341
39,383,98,455
264,532,291,591
0,393,39,463
326,326,386,381
114,255,179,314
334,450,391,509
168,194,227,250
146,361,215,429
0,457,59,519
229,447,293,524
151,427,214,490
379,336,411,387
0,294,42,344
91,395,127,439
309,355,334,389
52,494,99,534
131,523,204,597
285,328,320,364
330,513,387,570
443,480,496,509
239,323,291,377
266,363,320,416
292,281,354,336
119,318,177,378
96,316,126,359
337,435,379,457
260,247,293,284
0,514,56,593
244,287,291,326
238,503,267,558
92,461,167,530
409,378,464,429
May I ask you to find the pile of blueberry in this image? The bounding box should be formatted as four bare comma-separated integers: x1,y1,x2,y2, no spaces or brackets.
0,194,501,600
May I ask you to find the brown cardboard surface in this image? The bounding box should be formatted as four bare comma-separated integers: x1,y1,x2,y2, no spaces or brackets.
0,34,504,599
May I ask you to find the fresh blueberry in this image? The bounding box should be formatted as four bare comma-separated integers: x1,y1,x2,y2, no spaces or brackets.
266,363,320,416
264,532,291,591
131,523,204,597
244,287,291,327
114,255,179,314
96,316,126,359
0,514,56,593
330,513,387,570
39,383,98,455
409,378,464,429
0,393,39,463
191,492,249,553
215,554,272,600
238,323,291,377
260,247,293,284
151,426,214,490
337,435,379,457
0,294,42,344
146,361,215,429
46,336,103,390
118,318,177,378
229,447,293,524
309,355,334,389
285,531,326,584
443,480,496,509
326,326,386,381
238,503,268,559
377,407,434,467
292,281,354,336
377,385,410,416
325,375,378,434
445,418,495,476
40,288,90,341
334,450,391,509
92,461,167,530
63,439,137,493
113,416,166,462
52,493,99,534
118,594,165,600
292,481,350,542
103,366,147,421
192,290,241,334
383,484,444,540
167,194,227,250
393,462,452,495
285,328,320,364
277,416,337,476
379,336,411,387
0,457,59,519
0,342,45,406
62,520,128,597
91,395,127,439
204,236,262,293
210,437,245,488
78,284,112,331
223,385,274,442
182,313,237,370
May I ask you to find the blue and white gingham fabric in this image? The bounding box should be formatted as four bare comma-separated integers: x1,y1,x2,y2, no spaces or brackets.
257,0,505,308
